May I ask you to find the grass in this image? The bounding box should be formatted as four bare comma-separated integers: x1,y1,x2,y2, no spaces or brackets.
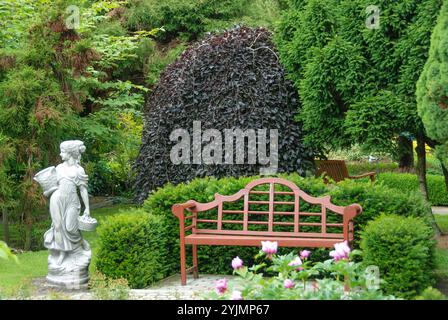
434,214,448,234
435,248,448,279
433,215,448,297
0,204,135,297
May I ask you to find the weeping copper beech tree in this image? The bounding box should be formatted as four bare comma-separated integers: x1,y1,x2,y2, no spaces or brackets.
134,27,316,203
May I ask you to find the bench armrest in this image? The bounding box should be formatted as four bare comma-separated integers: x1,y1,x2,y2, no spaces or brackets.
349,172,376,182
345,204,362,220
172,201,197,219
343,204,362,244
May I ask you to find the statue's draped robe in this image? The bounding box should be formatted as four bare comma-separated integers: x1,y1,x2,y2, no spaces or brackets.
44,164,88,252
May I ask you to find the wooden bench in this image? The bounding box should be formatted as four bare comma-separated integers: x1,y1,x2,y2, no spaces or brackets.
315,160,376,183
172,177,362,285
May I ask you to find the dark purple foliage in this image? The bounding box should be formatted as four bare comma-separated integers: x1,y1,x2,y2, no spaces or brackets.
134,27,315,203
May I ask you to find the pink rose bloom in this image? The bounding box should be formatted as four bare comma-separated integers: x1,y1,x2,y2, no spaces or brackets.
261,241,278,257
329,241,351,261
284,279,294,289
231,256,243,270
215,278,228,295
231,290,243,300
300,250,311,260
288,256,303,269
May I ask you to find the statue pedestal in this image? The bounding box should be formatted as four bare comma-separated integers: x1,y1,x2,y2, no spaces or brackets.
46,270,89,289
46,243,91,289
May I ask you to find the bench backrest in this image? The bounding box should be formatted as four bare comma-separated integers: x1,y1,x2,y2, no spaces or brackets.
315,160,349,182
189,177,350,239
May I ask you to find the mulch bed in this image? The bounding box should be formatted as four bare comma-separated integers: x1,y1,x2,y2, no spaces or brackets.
437,234,448,249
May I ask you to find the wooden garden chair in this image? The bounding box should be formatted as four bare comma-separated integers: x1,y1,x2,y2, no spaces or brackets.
315,160,376,183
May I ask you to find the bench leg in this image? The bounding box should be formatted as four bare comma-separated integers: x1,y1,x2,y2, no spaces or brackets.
180,242,187,285
192,245,199,279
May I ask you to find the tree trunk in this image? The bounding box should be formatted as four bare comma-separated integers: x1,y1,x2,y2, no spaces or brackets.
24,221,32,251
2,208,9,244
415,136,429,201
415,137,442,235
398,136,414,172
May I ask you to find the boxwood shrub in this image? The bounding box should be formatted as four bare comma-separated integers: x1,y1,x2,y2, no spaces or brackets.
378,172,448,206
361,214,436,299
97,174,434,288
95,209,173,288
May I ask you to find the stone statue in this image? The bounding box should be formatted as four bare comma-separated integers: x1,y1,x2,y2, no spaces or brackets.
34,140,97,288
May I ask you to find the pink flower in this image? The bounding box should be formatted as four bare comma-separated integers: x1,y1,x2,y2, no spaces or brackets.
231,256,243,270
329,241,351,261
231,290,243,300
261,241,278,257
288,256,303,269
300,250,311,260
215,278,228,295
284,279,294,289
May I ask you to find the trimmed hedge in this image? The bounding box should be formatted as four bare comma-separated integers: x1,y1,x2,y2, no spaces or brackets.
346,162,398,175
361,214,436,299
378,172,448,206
95,209,172,288
97,174,434,288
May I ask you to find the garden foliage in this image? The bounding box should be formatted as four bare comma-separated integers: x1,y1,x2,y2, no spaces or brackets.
0,0,159,248
361,214,436,299
417,0,448,160
88,271,130,300
97,174,434,291
125,0,248,42
207,242,397,300
134,27,315,203
378,172,448,206
95,209,172,288
275,0,442,157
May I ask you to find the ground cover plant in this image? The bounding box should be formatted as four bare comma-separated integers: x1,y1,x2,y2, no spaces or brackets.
206,240,398,300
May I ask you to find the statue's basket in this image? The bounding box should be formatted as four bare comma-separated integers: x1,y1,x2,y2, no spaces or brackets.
78,216,98,232
34,166,58,197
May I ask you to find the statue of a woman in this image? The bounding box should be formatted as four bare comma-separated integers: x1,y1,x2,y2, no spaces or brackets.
34,140,96,288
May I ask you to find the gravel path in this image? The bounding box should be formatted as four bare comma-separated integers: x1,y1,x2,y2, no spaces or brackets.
432,207,448,215
29,274,235,300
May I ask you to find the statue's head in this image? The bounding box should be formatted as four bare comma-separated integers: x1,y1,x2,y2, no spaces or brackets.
60,140,86,163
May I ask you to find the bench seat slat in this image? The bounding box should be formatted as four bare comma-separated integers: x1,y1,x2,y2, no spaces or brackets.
250,191,295,195
194,228,344,238
223,210,322,216
197,220,340,228
248,200,295,205
185,234,341,248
